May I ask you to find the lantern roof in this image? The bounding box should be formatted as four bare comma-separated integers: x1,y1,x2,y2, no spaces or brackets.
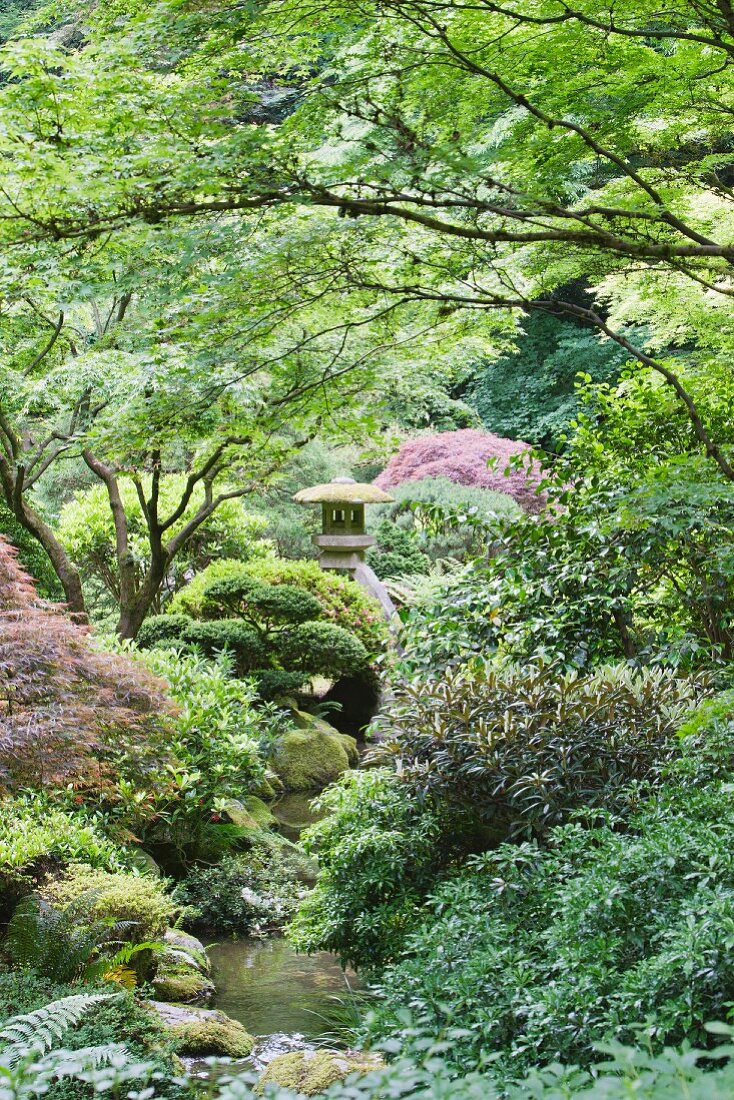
293,477,394,505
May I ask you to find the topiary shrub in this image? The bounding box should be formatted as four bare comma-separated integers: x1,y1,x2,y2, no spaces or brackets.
170,559,388,657
277,621,368,678
148,564,371,699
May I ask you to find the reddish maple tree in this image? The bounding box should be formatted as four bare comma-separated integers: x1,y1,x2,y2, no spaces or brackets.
375,429,544,512
0,537,175,799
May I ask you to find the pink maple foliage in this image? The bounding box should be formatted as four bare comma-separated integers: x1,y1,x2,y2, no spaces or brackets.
374,429,544,512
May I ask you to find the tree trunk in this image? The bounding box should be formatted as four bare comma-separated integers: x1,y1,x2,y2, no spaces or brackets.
116,561,168,640
7,492,86,618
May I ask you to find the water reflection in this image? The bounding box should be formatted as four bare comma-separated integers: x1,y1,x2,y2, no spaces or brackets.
208,936,358,1039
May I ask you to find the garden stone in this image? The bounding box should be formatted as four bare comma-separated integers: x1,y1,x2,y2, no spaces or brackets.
257,1050,384,1095
148,1001,254,1058
270,728,353,791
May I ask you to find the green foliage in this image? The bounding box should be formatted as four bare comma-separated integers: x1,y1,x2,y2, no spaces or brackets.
398,368,734,675
291,663,707,970
367,521,430,581
369,774,734,1084
278,621,369,678
58,478,273,618
289,769,454,970
170,559,388,657
41,865,177,941
202,577,324,625
155,562,373,697
173,846,304,934
137,615,268,676
369,476,521,567
133,648,284,861
470,313,633,449
4,894,140,984
375,661,707,840
0,795,128,887
0,502,63,600
0,974,188,1099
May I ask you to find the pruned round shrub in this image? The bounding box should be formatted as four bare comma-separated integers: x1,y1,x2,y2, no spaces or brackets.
170,558,388,657
136,614,193,649
277,621,369,678
137,616,267,675
202,577,323,625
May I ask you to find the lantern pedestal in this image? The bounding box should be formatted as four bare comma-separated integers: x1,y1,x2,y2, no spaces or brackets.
293,478,399,624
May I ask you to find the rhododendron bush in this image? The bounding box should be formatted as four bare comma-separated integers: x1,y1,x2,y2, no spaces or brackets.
375,430,544,512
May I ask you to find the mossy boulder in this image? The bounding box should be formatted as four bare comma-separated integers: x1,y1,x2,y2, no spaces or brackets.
336,732,359,767
257,1050,383,1095
270,729,353,791
162,929,211,976
243,794,277,829
221,798,261,832
152,961,214,1003
149,1001,254,1058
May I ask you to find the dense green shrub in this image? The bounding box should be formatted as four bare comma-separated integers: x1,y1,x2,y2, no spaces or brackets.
170,558,388,656
368,476,521,567
374,661,708,840
368,776,734,1084
291,664,708,969
41,865,177,941
174,846,304,934
0,796,129,888
133,649,285,861
367,521,430,580
0,976,187,1099
147,564,372,698
289,769,456,970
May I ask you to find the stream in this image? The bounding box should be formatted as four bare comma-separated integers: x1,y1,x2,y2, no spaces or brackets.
184,793,360,1078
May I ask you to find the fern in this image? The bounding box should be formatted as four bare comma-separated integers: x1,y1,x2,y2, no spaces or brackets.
5,892,139,984
0,993,118,1064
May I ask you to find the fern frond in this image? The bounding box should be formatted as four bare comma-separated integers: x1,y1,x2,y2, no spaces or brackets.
0,993,118,1064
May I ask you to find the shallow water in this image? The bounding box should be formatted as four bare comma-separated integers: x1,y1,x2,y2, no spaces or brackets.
208,935,358,1040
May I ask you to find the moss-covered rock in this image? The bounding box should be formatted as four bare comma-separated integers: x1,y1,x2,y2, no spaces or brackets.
336,732,359,767
152,964,214,1003
172,1016,254,1058
162,929,211,976
243,794,277,829
271,729,352,791
221,798,261,832
149,1001,254,1057
257,1050,383,1095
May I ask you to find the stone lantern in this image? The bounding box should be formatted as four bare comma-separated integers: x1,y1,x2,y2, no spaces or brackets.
293,477,398,621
